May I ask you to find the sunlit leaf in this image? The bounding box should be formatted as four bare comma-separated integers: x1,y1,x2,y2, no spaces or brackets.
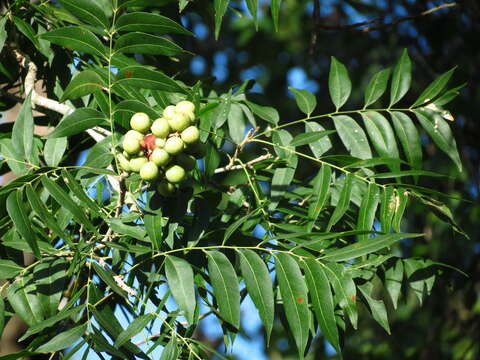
356,183,380,241
57,0,109,28
115,12,193,35
12,92,33,162
364,68,391,107
214,0,229,39
329,57,352,110
327,173,353,231
307,164,331,231
36,324,86,353
333,115,372,159
165,256,196,324
275,253,309,359
44,137,67,166
415,109,462,172
289,87,316,116
390,111,422,169
207,250,240,328
361,111,399,167
47,108,106,138
115,32,183,56
305,122,333,157
115,65,186,93
115,314,154,348
303,259,340,353
389,49,411,106
60,70,105,101
238,249,274,343
6,190,40,257
322,233,421,262
412,67,456,107
40,26,106,57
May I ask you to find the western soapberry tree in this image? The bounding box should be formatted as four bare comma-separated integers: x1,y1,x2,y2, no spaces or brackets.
0,1,467,359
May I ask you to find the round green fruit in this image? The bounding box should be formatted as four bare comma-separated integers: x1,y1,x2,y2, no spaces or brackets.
157,180,176,197
155,138,166,148
123,136,141,155
118,154,131,172
151,148,170,166
165,165,186,183
163,105,177,120
168,112,190,132
140,162,159,181
164,137,184,155
130,112,151,134
175,153,196,171
151,118,171,138
181,126,200,144
125,130,144,141
175,100,195,114
129,156,148,172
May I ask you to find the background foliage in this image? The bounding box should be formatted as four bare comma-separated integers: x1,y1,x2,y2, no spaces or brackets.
0,0,478,359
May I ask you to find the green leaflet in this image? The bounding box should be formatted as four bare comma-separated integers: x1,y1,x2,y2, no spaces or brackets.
289,87,316,116
364,68,391,107
329,57,352,110
214,0,229,39
57,0,109,28
6,190,40,257
39,26,106,58
321,233,422,262
114,32,183,56
238,250,274,343
165,256,196,324
275,253,309,359
36,324,87,353
358,282,390,334
327,173,353,231
303,259,340,353
333,115,372,160
115,12,193,35
206,250,240,329
389,49,411,106
47,108,106,138
114,314,154,348
307,164,331,231
60,70,105,101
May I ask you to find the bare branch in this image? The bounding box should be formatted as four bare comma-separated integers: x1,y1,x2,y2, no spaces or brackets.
319,2,458,33
214,153,273,174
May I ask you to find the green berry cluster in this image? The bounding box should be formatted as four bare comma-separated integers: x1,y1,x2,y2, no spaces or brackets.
118,101,205,196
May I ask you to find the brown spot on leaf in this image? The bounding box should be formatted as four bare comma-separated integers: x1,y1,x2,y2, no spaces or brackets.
296,296,304,304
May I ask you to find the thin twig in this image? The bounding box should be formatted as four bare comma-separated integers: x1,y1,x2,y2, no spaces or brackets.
214,153,273,174
319,2,458,33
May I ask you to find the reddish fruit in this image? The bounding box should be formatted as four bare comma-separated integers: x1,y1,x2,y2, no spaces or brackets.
143,134,157,150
